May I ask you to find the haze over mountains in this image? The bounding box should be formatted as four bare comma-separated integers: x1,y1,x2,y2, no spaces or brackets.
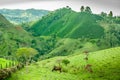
0,9,49,24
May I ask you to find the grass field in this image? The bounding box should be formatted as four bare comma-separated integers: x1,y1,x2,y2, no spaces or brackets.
7,47,120,80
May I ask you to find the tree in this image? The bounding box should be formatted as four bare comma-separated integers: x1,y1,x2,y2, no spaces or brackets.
80,6,84,12
16,47,38,64
99,25,120,48
108,11,113,17
66,6,71,9
85,6,92,13
100,12,107,17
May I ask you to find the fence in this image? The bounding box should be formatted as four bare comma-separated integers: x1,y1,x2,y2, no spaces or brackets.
0,55,17,69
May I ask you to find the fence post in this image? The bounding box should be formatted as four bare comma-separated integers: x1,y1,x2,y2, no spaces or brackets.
0,64,2,69
6,63,8,68
9,62,12,67
12,62,15,66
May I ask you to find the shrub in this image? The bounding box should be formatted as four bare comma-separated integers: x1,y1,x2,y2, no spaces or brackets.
16,47,38,64
62,59,70,66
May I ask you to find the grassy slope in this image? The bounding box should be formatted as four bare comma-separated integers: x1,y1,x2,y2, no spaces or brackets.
7,47,120,80
31,8,104,39
0,14,33,55
41,38,99,59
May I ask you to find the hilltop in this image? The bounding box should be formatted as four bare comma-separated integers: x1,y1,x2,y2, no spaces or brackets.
30,7,104,39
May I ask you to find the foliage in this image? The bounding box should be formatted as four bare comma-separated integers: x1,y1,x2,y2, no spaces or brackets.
62,59,70,66
0,9,49,24
80,6,84,12
99,24,120,48
8,47,120,80
100,12,107,17
0,58,13,69
16,47,38,63
108,11,113,17
30,7,104,39
85,6,92,13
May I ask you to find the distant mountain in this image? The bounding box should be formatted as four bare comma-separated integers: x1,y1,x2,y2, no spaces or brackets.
0,9,49,24
30,7,104,39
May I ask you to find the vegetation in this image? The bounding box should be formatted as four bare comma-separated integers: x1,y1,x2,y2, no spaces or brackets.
0,58,13,69
0,6,120,80
62,59,70,66
16,47,38,64
30,7,104,39
0,9,49,24
7,47,120,80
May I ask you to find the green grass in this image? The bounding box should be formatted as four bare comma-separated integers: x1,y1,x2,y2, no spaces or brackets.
31,8,104,39
0,58,13,69
40,38,99,59
0,13,34,55
7,47,120,80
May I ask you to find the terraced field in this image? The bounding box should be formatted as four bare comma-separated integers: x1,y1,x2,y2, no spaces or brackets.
7,47,120,80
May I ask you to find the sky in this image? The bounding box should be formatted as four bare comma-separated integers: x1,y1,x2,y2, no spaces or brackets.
0,0,120,16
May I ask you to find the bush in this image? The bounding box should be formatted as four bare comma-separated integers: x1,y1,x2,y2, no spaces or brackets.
62,59,70,66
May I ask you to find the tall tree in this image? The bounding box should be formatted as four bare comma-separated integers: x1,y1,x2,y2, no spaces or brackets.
108,11,113,17
85,6,92,13
101,12,107,17
80,6,84,12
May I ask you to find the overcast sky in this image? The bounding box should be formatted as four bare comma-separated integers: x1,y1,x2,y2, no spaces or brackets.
0,0,119,16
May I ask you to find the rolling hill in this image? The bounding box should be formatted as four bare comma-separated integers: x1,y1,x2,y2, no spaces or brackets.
7,47,120,80
0,14,33,56
30,7,104,39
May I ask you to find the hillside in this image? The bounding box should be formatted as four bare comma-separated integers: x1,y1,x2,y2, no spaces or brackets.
39,38,99,59
0,9,49,24
7,47,120,80
0,14,34,56
30,7,104,39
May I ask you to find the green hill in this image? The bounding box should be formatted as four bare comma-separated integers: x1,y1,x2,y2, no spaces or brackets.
0,9,49,24
0,14,33,56
7,47,120,80
40,38,99,59
30,7,104,39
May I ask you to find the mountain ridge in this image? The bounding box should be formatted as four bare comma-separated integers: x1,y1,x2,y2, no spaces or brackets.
0,9,49,24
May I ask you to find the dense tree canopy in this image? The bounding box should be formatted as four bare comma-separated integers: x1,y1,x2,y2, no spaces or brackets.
16,47,38,63
85,6,92,13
